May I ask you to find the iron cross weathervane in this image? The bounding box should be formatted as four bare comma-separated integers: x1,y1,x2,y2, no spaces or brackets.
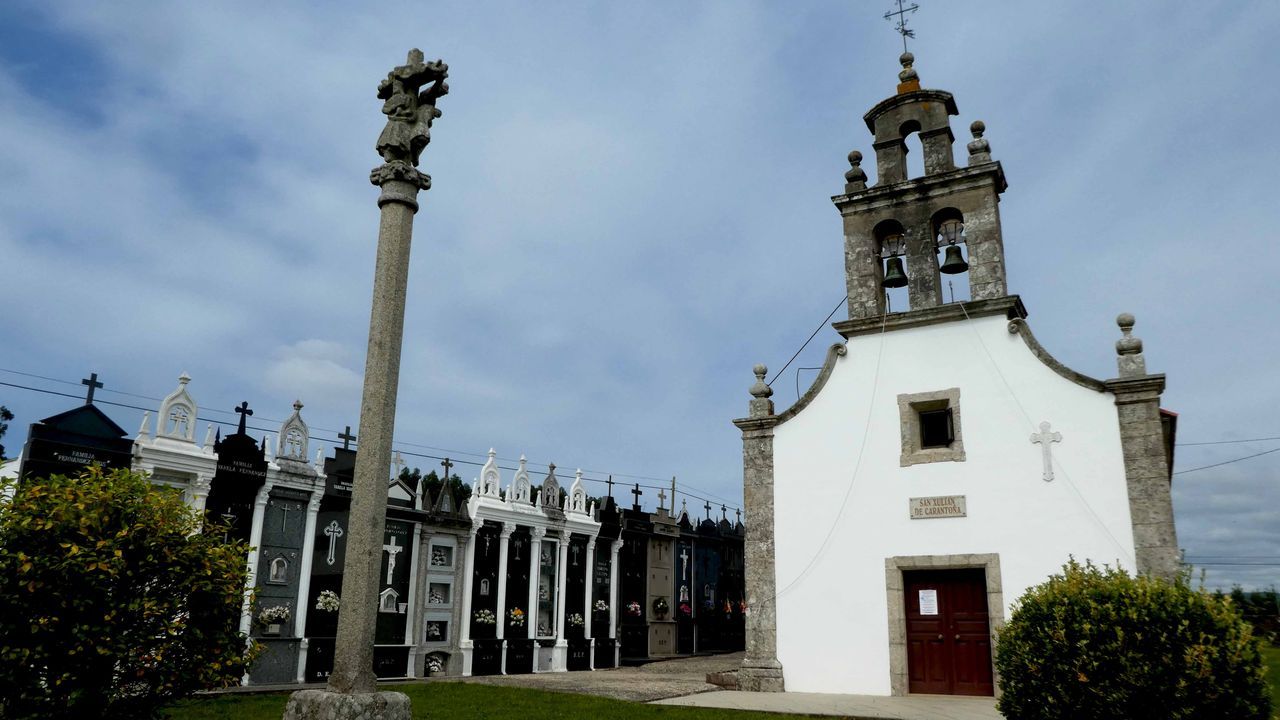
884,0,920,53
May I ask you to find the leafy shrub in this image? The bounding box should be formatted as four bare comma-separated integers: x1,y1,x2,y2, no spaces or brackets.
0,467,255,720
995,559,1273,720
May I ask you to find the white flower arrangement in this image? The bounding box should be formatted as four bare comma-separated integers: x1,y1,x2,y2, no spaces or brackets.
567,612,585,628
315,590,340,613
508,607,526,626
259,604,291,624
425,654,445,673
593,600,609,613
474,609,497,625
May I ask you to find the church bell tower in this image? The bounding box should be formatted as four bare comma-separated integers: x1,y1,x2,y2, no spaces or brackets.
837,53,1009,320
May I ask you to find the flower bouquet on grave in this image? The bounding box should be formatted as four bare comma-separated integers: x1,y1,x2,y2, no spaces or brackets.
258,604,291,634
568,612,585,628
593,599,609,614
626,600,643,617
652,597,670,618
315,590,340,613
425,654,445,675
474,609,497,625
508,607,526,627
738,600,748,615
678,602,692,617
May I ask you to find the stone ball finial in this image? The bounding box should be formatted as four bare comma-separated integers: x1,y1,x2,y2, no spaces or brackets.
899,52,914,68
178,371,191,385
1115,313,1143,355
293,399,304,411
844,149,867,189
750,364,773,399
970,120,985,138
898,52,918,83
967,120,991,164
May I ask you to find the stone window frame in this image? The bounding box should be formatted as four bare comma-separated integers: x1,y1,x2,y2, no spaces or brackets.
884,553,1004,697
898,387,966,466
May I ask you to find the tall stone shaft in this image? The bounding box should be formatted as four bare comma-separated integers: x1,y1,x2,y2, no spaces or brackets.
327,174,423,694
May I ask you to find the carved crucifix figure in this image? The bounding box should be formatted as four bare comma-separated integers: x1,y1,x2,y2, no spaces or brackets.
375,49,449,167
1031,421,1063,482
680,547,689,580
383,536,403,585
324,520,344,566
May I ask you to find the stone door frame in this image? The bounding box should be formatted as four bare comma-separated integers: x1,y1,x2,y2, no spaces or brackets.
885,553,1004,696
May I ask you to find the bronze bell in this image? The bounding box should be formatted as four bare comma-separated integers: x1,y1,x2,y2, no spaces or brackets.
939,244,969,274
882,256,908,288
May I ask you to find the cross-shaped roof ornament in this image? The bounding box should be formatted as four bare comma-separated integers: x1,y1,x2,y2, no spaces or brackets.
883,0,920,53
234,401,253,434
440,456,454,480
338,425,356,450
81,372,103,405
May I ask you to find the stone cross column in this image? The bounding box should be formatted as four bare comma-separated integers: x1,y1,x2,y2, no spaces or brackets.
293,493,323,683
1104,314,1180,580
287,50,448,719
732,365,785,692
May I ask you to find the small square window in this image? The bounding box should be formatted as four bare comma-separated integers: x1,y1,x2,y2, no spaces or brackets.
897,388,965,466
919,408,953,448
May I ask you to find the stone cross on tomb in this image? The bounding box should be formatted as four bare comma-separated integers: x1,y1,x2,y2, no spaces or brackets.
735,508,742,524
81,372,103,405
1031,421,1063,482
680,547,690,579
631,483,643,509
391,451,406,480
704,500,712,520
606,475,615,498
571,544,581,566
383,535,403,584
324,520,344,566
721,504,728,521
339,425,357,450
440,457,453,481
279,501,292,534
657,487,667,511
234,401,253,434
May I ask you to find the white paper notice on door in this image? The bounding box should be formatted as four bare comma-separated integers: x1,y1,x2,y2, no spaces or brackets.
918,589,939,616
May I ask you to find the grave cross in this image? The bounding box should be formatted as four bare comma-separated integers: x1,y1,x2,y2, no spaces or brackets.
1030,421,1063,482
81,372,103,405
324,520,344,565
391,451,406,480
383,535,403,584
571,544,581,566
883,0,920,53
440,457,453,481
338,425,357,450
735,508,742,524
721,504,728,521
680,547,690,579
656,487,667,511
234,401,253,434
704,500,712,520
605,475,615,498
278,500,292,534
630,483,643,509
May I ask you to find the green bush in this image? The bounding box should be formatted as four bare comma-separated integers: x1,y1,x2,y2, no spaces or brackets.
995,559,1273,720
0,467,256,720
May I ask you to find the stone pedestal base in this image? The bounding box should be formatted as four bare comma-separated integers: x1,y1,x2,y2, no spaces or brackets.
738,662,785,693
283,689,411,720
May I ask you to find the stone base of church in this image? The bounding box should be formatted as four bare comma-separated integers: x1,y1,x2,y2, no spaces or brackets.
738,661,785,692
283,689,411,720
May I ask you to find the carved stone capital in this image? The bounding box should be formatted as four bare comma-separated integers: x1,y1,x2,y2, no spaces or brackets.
371,161,431,194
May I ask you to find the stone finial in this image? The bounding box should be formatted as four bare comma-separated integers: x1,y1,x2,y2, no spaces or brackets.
897,52,921,93
178,372,191,386
293,399,304,412
1115,312,1147,377
749,364,775,418
967,120,992,165
137,411,151,441
844,150,867,193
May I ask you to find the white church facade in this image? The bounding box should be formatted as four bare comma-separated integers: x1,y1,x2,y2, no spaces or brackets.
733,53,1179,697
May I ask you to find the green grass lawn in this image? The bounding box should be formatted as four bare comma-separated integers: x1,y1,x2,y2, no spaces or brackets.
162,683,813,720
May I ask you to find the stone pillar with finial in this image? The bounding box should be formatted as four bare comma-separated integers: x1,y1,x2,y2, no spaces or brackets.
1103,313,1180,580
731,364,784,692
967,120,992,166
284,48,448,720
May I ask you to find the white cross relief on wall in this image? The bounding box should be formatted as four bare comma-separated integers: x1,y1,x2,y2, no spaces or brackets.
324,520,344,566
1031,421,1063,482
383,536,403,585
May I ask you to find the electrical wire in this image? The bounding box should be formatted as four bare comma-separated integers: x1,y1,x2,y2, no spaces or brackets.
766,296,847,387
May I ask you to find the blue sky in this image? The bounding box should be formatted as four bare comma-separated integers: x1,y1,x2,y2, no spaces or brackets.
1,2,1277,589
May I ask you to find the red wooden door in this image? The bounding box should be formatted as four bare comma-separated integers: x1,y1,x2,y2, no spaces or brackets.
904,569,994,696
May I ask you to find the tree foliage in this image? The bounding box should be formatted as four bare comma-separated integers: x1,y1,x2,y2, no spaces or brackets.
0,467,255,720
400,467,471,504
995,559,1273,720
0,404,13,461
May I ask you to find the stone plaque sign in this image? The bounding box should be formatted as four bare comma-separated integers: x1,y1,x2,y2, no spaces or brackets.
909,495,967,520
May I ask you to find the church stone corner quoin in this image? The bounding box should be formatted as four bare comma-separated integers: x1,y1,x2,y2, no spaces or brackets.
284,49,448,720
736,49,1181,698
